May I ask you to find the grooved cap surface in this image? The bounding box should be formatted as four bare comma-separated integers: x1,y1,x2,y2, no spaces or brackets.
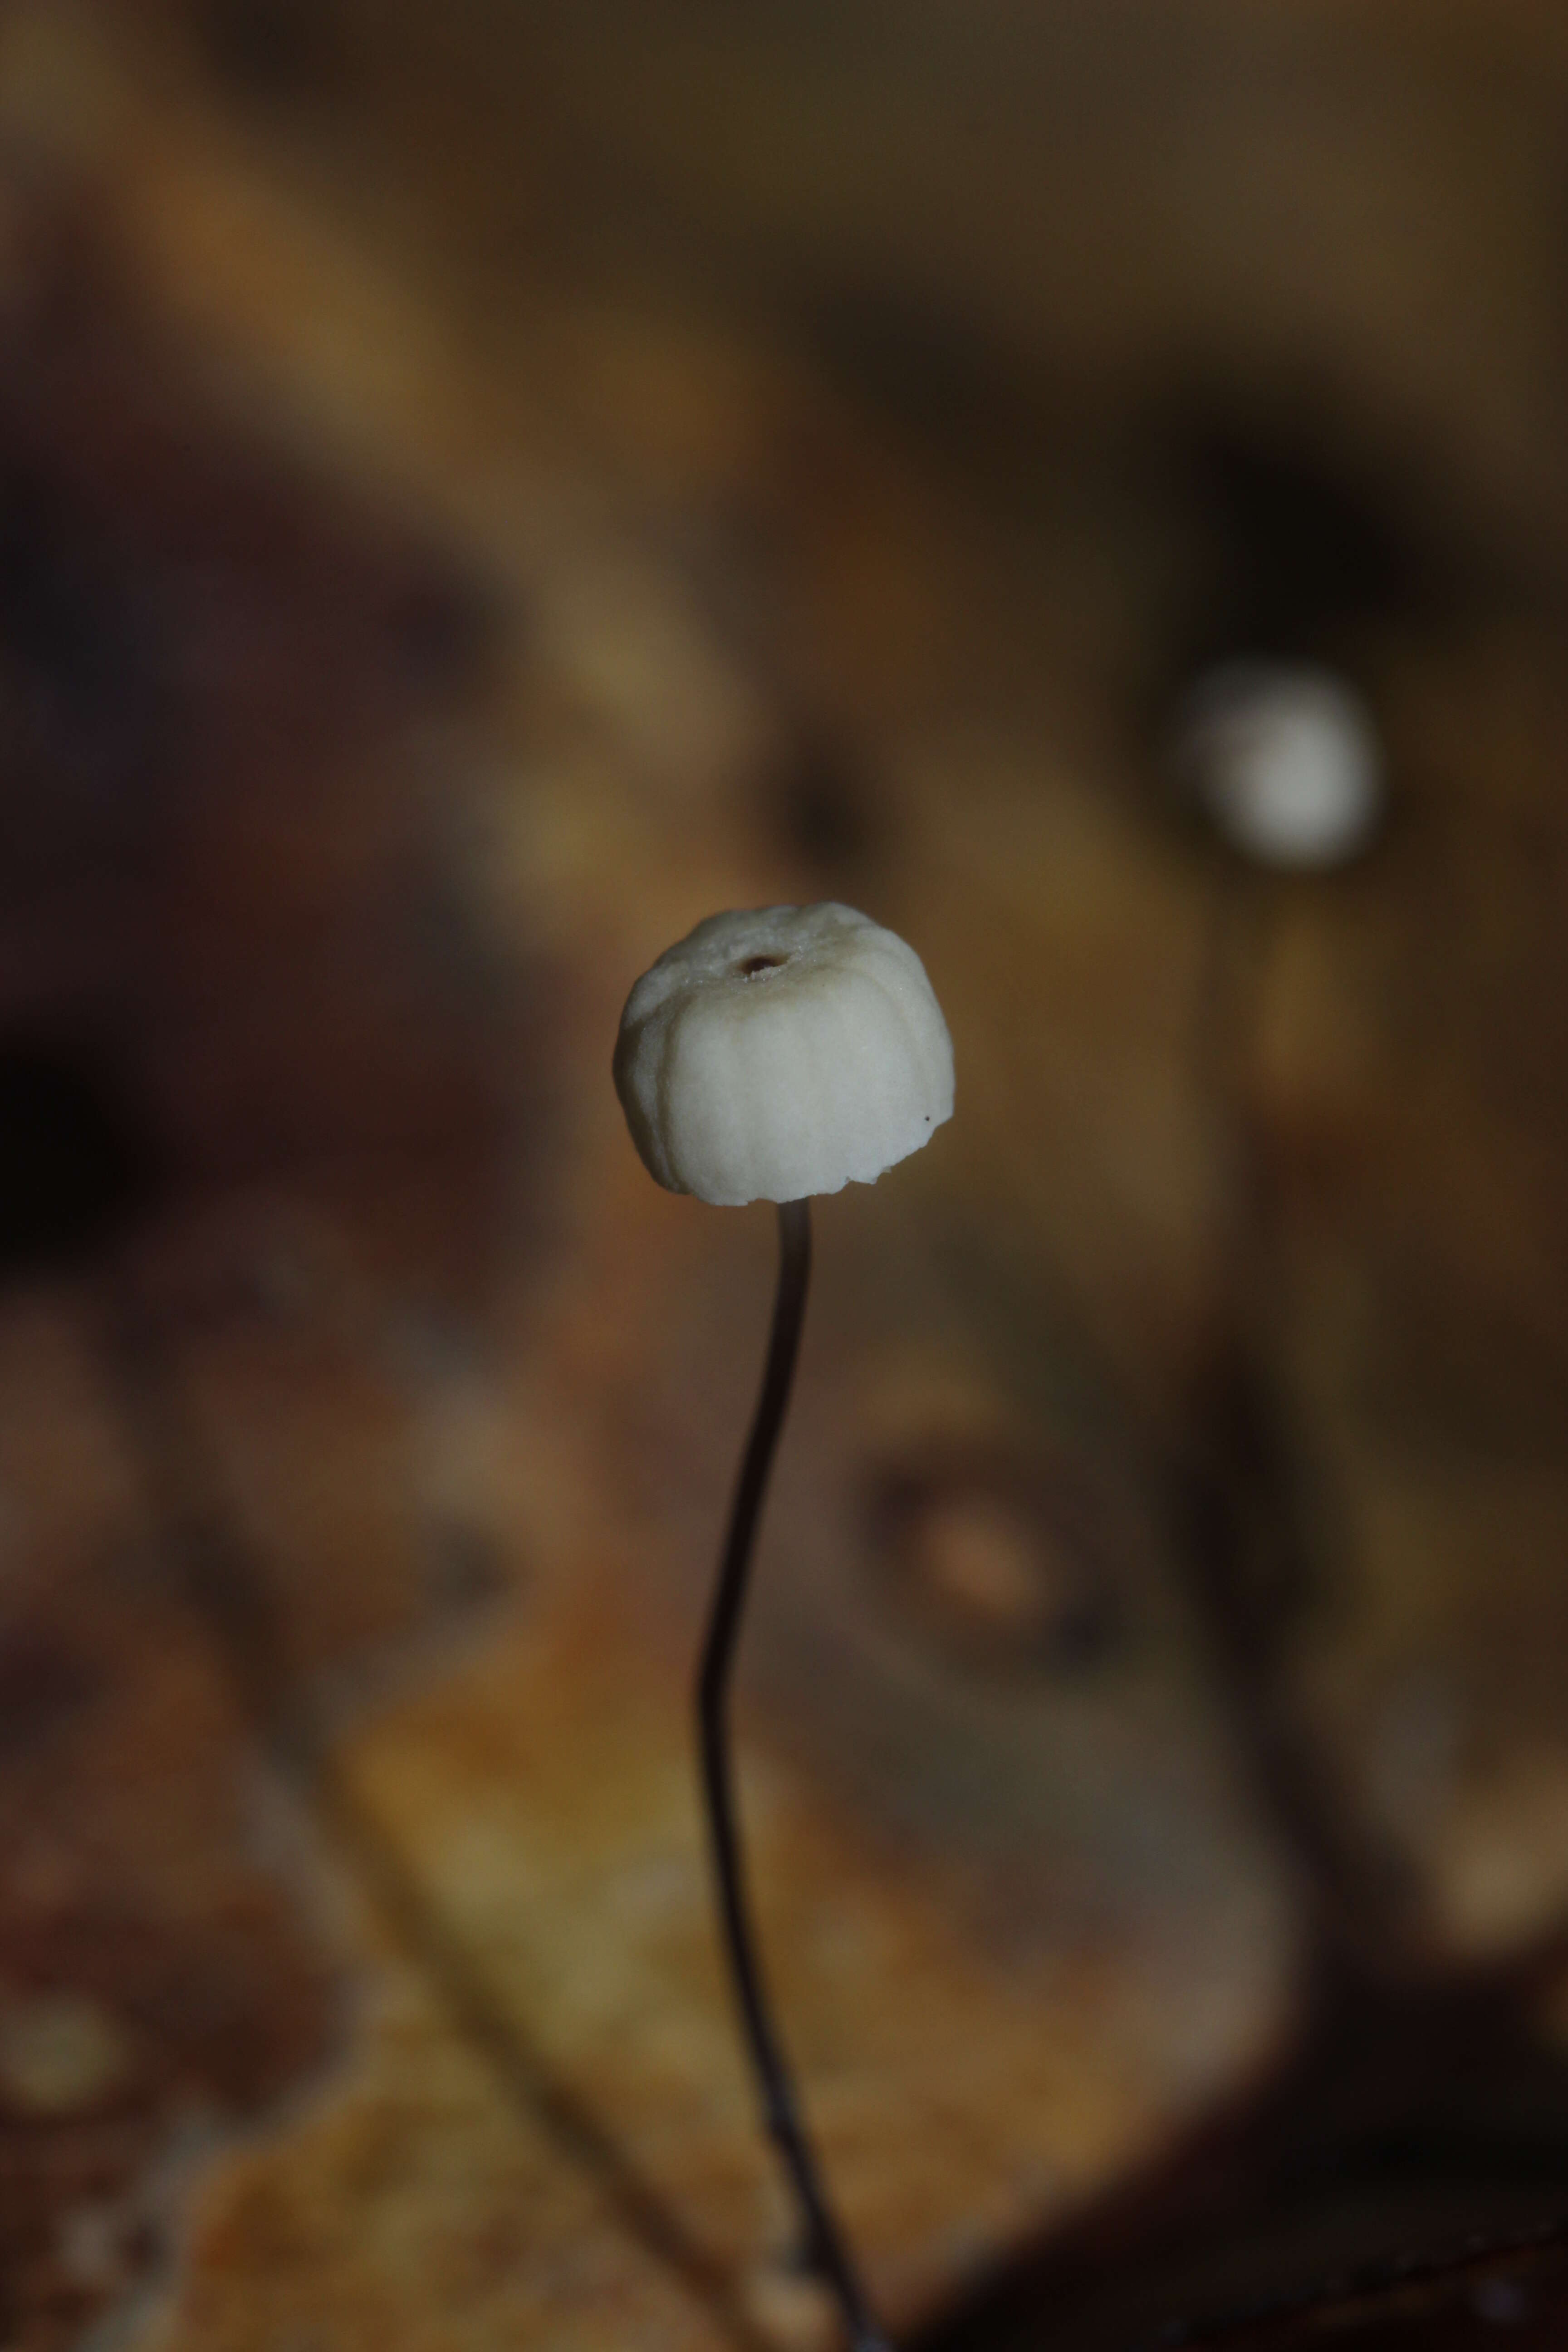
613,903,954,1205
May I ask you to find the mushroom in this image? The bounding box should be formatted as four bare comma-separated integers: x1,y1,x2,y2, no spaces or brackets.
1175,659,1384,871
615,901,953,2352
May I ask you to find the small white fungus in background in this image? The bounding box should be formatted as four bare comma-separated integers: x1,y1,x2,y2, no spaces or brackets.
1175,659,1384,871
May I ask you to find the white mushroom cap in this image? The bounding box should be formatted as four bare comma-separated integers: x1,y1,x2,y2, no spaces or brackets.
1176,660,1383,871
614,903,954,1205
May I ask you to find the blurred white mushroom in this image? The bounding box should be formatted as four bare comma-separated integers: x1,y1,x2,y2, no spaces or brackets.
613,901,954,1206
1176,660,1384,870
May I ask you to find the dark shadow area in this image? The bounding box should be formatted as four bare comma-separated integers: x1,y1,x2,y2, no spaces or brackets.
0,1039,166,1279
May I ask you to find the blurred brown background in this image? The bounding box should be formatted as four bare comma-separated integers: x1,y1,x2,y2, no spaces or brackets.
0,3,1567,2346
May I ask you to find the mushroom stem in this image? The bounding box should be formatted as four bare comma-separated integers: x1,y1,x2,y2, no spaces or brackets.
696,1199,890,2352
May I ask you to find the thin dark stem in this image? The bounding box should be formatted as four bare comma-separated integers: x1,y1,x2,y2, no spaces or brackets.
697,1199,891,2352
1181,871,1420,1981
